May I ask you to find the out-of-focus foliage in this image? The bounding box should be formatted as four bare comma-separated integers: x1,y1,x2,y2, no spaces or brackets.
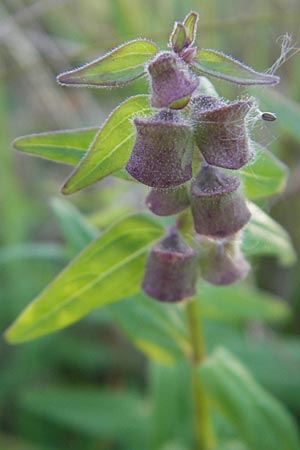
1,0,300,449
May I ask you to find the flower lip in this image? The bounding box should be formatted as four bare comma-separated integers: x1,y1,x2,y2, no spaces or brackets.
193,97,254,122
191,164,241,196
147,51,179,75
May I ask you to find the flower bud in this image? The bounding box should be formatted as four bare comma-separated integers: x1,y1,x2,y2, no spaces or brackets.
142,229,198,302
147,52,199,109
199,237,250,285
126,110,194,188
190,164,251,238
191,95,254,169
146,184,190,216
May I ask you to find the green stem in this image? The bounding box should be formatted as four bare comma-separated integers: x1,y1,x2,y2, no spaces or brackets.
186,297,216,450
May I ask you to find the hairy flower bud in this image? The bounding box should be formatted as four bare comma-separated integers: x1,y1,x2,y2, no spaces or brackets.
142,229,198,302
191,95,254,169
126,110,194,188
190,164,251,238
199,237,250,285
147,52,199,109
146,184,190,216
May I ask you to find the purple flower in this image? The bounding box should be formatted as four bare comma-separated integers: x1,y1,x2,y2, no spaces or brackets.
146,184,190,216
191,95,254,169
147,52,199,109
190,163,251,238
126,110,194,188
142,229,198,302
199,237,250,285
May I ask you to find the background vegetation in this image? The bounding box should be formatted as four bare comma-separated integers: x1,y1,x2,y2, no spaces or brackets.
0,0,300,448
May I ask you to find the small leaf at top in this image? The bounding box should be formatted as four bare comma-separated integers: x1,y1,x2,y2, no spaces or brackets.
190,49,280,85
170,22,188,53
57,39,159,87
5,214,164,343
62,95,152,195
183,11,199,46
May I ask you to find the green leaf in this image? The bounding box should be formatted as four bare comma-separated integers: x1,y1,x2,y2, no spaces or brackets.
50,198,98,253
240,144,288,198
183,11,198,45
13,127,96,165
57,39,159,87
103,292,190,365
253,88,300,142
149,362,192,448
20,385,149,447
215,441,250,450
0,243,66,264
0,433,56,450
5,214,164,343
243,202,296,265
62,95,152,194
200,282,290,323
206,328,300,415
13,128,140,184
190,50,279,85
200,348,300,450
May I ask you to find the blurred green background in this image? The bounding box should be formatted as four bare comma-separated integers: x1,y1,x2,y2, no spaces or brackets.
0,0,300,449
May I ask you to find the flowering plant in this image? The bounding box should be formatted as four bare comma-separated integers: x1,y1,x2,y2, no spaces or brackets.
6,11,299,450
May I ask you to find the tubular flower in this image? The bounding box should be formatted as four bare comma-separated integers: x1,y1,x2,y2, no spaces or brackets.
190,163,251,238
146,184,190,216
199,237,250,285
147,51,199,109
142,229,198,302
191,95,254,169
126,110,194,188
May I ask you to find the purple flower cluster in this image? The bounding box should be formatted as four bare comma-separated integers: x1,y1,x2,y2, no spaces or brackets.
125,20,259,302
125,54,252,302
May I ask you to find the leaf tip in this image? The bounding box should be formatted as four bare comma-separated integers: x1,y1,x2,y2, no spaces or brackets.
4,325,18,345
56,70,75,86
60,181,73,195
12,136,22,151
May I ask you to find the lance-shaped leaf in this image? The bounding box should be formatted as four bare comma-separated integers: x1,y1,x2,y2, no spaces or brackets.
5,214,164,343
13,128,96,165
57,39,159,87
190,49,279,85
242,202,296,266
239,143,288,199
62,95,152,194
200,348,300,450
13,128,137,182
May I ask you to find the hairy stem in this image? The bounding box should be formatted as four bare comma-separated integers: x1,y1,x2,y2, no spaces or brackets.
186,297,216,450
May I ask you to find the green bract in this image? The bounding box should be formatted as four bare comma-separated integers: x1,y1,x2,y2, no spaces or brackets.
57,39,159,87
190,49,279,85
